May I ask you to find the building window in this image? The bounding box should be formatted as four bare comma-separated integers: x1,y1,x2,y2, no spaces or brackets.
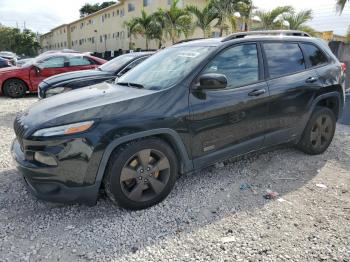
92,37,95,44
128,3,135,12
117,9,120,15
143,0,153,7
112,11,115,16
100,35,103,43
120,9,125,17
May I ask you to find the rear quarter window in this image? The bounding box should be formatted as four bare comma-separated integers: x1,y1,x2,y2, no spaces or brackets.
263,42,306,78
301,43,328,67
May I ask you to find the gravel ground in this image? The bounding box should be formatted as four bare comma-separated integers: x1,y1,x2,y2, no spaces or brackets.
0,96,349,262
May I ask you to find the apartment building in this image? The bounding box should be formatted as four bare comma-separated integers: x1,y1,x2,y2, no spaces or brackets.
40,0,206,55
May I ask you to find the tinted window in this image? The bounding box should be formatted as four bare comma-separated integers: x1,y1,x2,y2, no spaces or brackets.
203,44,259,89
118,57,148,76
301,43,328,67
40,57,65,68
99,55,136,72
69,56,93,66
263,43,305,78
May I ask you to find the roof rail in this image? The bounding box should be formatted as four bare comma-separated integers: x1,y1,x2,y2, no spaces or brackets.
222,30,311,42
174,38,205,45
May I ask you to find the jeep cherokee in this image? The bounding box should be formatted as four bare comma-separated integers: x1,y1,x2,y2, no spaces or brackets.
12,31,346,210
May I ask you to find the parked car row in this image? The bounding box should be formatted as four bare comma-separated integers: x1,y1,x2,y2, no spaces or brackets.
0,51,18,66
10,30,347,210
38,51,153,98
0,52,106,98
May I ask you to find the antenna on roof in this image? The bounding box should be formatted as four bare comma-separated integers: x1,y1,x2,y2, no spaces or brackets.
222,30,311,42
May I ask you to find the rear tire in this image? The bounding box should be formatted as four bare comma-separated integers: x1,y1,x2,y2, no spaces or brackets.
297,107,336,155
3,79,27,98
103,138,178,210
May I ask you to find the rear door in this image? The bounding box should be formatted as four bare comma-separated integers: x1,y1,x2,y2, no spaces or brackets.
261,41,322,146
67,56,97,71
188,43,271,168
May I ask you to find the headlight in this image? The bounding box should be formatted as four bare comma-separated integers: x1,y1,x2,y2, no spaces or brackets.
32,121,94,137
46,87,72,97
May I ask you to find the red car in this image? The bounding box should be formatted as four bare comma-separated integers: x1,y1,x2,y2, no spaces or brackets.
0,53,106,98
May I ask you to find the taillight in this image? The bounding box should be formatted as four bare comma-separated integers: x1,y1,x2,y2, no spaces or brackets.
341,63,347,74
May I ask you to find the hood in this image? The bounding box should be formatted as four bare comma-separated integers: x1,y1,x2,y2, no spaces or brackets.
0,66,22,74
43,69,111,86
20,82,156,136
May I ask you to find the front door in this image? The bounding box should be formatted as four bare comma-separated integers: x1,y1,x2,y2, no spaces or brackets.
30,56,68,91
188,43,270,168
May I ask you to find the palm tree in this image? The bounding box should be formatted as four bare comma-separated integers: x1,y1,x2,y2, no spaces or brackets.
160,0,192,44
236,0,254,31
123,18,139,50
336,0,349,14
283,10,313,30
210,0,240,36
255,6,294,30
186,4,218,38
133,10,154,50
150,11,166,48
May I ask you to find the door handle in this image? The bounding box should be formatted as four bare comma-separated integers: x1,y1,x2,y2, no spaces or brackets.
248,89,266,97
305,77,318,83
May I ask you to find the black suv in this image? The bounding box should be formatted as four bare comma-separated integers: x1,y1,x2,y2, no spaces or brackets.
12,31,346,210
38,52,153,98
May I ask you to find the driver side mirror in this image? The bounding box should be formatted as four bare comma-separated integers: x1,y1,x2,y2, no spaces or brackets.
33,64,43,75
194,73,228,90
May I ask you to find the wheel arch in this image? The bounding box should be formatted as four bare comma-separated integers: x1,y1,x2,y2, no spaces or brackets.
2,77,29,94
93,128,193,195
312,90,343,120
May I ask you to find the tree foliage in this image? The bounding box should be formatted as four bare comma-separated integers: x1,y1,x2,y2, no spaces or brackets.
186,4,218,37
0,27,40,56
79,2,116,17
283,10,313,30
255,6,294,30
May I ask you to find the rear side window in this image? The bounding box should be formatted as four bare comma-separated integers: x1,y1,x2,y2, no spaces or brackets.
263,43,305,78
69,56,93,66
301,43,328,67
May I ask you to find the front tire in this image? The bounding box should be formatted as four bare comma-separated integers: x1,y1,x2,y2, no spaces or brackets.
3,79,27,98
297,107,336,155
103,138,178,210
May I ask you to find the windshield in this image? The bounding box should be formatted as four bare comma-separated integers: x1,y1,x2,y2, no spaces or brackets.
99,54,137,72
117,46,214,90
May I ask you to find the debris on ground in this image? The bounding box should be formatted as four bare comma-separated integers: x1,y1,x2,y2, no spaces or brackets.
264,190,279,200
316,183,328,189
240,183,252,190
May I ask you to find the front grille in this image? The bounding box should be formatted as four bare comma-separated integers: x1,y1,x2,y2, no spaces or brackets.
14,114,26,151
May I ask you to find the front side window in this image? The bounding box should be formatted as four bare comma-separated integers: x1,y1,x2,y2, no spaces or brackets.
69,56,93,66
301,43,328,67
118,57,149,76
99,54,137,73
263,42,305,78
39,57,65,68
203,44,259,89
117,46,214,90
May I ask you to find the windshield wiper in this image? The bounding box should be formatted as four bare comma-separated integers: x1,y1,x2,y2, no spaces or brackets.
117,82,144,89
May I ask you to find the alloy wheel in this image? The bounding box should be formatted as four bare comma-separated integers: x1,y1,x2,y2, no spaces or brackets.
120,149,171,202
310,114,333,149
6,80,25,97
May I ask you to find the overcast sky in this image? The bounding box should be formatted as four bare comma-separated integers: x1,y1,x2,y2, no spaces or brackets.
0,0,349,35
